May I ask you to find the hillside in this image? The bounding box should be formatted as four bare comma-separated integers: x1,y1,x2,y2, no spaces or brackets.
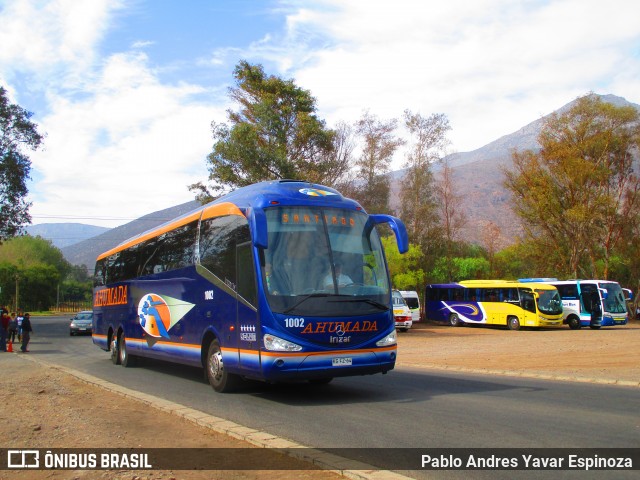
392,94,640,249
61,200,201,269
25,223,110,249
58,94,639,267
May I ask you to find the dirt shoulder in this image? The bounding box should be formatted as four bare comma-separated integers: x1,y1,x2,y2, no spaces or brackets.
398,320,640,385
1,319,638,479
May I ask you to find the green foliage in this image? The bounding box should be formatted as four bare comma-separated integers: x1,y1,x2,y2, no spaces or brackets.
0,235,73,310
192,61,335,201
0,86,43,241
429,256,490,283
503,94,640,279
381,236,425,290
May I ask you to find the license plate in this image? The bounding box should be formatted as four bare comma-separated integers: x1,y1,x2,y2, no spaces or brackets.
332,357,352,366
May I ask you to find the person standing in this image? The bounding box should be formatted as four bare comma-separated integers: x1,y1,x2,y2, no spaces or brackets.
20,313,32,353
0,309,9,352
7,313,18,343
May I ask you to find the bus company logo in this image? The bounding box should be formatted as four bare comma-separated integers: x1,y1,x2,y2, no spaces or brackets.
300,320,377,334
94,285,128,307
299,188,337,197
137,293,195,340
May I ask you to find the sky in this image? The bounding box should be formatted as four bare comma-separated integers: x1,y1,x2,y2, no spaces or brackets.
1,0,639,228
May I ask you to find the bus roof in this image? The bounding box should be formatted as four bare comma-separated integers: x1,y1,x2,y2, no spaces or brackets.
96,180,364,261
523,279,621,285
458,280,557,290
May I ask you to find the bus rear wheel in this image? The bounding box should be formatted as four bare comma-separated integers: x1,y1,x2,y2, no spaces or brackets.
206,339,241,393
568,316,581,330
507,316,521,331
449,313,463,327
110,334,120,365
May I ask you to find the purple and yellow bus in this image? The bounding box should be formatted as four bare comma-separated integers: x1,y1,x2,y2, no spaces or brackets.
92,180,408,392
424,280,564,330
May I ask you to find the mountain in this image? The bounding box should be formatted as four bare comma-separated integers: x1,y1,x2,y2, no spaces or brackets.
61,200,201,269
25,223,110,249
391,94,640,249
58,94,638,267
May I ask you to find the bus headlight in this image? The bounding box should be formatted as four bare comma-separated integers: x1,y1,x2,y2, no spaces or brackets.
263,334,303,352
376,330,397,347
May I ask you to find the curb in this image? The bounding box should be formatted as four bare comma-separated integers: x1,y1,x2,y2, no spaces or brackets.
397,362,640,388
14,353,411,480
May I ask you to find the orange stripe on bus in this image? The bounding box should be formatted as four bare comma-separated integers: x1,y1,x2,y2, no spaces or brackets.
98,211,202,260
97,202,245,260
200,202,244,221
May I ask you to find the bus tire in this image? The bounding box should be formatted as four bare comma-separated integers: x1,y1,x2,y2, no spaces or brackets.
449,313,463,327
119,334,137,367
567,316,581,330
206,339,241,393
110,333,120,365
507,316,521,331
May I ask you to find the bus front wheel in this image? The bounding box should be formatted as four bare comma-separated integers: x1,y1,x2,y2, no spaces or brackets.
119,334,136,367
507,316,521,331
206,339,241,393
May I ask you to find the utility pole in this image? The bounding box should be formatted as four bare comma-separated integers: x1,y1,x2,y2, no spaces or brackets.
15,273,19,313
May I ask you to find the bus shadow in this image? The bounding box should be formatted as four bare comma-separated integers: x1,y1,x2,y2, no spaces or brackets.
125,357,544,407
248,369,542,406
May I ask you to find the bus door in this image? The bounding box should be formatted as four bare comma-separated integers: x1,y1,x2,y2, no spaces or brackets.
236,241,260,372
578,283,598,318
519,289,538,323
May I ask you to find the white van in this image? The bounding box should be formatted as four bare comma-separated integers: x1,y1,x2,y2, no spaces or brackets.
400,290,421,323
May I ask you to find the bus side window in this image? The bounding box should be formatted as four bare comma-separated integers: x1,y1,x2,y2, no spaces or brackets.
237,241,257,307
94,259,106,287
199,215,251,291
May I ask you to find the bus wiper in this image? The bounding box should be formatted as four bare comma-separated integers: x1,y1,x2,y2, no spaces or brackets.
283,293,331,314
330,298,389,311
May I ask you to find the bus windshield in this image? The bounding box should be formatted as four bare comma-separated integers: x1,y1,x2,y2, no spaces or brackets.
534,288,563,316
262,207,390,316
599,282,627,314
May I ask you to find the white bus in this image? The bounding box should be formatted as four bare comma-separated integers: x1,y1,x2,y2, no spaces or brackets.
400,290,421,323
520,279,628,329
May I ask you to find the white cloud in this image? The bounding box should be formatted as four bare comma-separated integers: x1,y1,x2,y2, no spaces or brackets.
280,0,640,156
4,0,640,229
0,0,123,84
28,52,225,226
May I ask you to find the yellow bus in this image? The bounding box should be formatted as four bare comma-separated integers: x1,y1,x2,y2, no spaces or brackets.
424,280,564,330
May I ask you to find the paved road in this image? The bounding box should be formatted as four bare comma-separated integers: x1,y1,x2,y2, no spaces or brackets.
27,316,640,479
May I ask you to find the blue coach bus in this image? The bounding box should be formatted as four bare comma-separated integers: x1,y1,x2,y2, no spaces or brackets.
92,180,408,392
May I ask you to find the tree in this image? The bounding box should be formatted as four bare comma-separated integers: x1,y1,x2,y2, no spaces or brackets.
399,110,450,243
381,236,425,290
434,161,467,281
191,61,335,201
503,94,640,278
351,111,404,214
0,235,71,311
0,87,43,241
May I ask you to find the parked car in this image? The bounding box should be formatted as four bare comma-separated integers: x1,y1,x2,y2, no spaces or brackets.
392,289,412,332
70,311,93,336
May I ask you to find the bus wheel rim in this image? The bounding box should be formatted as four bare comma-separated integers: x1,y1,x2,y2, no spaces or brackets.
209,350,223,381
